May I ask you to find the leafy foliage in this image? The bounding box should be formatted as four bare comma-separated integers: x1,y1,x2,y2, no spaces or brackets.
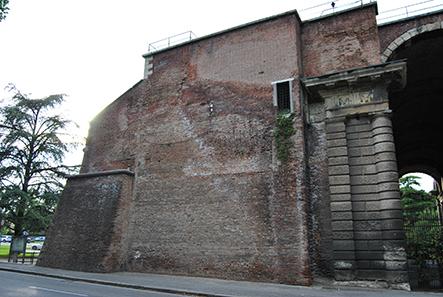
0,0,9,22
400,175,437,216
274,112,295,162
0,85,78,235
400,175,443,263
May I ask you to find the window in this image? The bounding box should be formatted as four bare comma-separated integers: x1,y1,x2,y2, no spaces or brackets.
272,78,294,113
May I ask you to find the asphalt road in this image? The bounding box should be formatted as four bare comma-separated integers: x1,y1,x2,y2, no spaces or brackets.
0,271,188,297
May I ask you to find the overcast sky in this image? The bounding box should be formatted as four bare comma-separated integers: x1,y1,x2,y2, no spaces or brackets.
0,0,438,190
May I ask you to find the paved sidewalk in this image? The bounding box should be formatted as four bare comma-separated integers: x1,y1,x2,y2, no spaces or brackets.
0,262,441,297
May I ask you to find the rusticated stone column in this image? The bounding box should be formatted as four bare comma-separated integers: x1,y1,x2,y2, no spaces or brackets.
371,112,409,289
326,119,356,281
303,61,408,288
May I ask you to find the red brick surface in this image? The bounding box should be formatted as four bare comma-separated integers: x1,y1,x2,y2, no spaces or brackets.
74,14,312,285
38,173,134,272
378,12,443,55
302,5,381,77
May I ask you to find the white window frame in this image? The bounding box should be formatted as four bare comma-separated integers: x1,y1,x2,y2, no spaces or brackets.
272,78,294,113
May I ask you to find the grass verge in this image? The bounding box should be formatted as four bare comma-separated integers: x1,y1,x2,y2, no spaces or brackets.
0,243,41,258
0,244,9,257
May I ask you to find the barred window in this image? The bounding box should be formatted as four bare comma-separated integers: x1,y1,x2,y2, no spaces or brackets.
272,79,293,113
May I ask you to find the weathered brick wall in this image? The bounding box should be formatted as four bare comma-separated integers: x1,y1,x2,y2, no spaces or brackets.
306,106,334,278
126,14,310,285
378,11,443,55
38,172,134,272
72,13,312,284
80,81,144,173
301,4,380,77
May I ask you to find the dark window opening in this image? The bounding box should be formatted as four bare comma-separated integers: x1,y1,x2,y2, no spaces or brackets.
276,81,291,112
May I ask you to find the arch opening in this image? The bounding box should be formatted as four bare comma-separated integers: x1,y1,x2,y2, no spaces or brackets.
388,28,443,290
388,29,443,187
399,172,443,289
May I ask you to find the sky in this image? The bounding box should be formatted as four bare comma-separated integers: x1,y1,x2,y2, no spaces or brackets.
0,0,439,190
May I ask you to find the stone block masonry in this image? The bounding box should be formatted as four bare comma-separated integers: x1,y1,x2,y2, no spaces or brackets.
303,60,408,288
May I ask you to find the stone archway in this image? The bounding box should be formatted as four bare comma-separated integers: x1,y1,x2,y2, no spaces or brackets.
381,21,443,63
386,28,443,190
399,165,442,193
386,27,443,290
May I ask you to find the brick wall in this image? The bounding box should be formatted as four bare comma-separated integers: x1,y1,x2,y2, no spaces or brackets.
66,13,312,285
38,172,134,272
378,11,443,55
301,4,381,77
307,108,334,277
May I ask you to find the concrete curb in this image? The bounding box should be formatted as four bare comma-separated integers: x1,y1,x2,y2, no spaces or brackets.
0,266,235,297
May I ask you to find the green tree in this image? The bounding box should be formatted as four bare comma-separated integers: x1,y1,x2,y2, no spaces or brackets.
0,85,77,235
400,175,436,214
0,0,9,22
400,175,442,263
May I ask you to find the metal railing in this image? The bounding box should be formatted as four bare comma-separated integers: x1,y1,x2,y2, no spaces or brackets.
298,0,373,20
147,31,197,53
403,199,443,290
145,0,443,53
377,0,443,24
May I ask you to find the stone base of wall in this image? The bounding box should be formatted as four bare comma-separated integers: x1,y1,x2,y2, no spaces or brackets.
333,280,410,290
37,170,134,272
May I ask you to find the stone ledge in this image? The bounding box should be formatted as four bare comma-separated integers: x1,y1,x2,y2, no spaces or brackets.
68,169,135,179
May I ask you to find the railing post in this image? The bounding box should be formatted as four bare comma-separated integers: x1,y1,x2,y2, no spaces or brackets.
146,31,197,53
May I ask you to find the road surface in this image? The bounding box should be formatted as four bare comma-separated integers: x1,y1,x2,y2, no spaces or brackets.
0,270,187,297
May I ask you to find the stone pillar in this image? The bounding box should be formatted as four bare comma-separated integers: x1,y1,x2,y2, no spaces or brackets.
303,61,408,288
326,119,355,281
324,112,408,287
346,116,381,282
371,112,409,288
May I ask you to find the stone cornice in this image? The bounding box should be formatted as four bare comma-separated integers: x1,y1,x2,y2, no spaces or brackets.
302,60,407,96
